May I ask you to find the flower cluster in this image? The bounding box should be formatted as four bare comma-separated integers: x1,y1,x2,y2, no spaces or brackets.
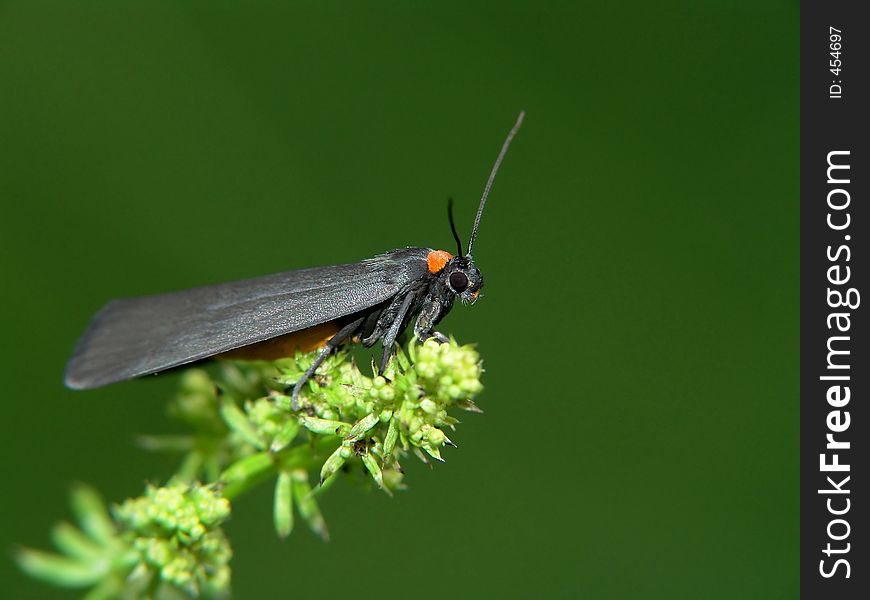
115,483,232,597
15,483,231,599
18,337,485,598
278,338,484,486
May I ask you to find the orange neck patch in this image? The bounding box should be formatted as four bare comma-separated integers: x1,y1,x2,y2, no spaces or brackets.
427,250,453,273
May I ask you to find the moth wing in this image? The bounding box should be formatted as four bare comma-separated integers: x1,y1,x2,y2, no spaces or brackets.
65,247,430,389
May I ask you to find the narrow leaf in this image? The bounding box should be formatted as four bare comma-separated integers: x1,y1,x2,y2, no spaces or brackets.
345,412,379,443
413,447,431,466
174,451,204,484
50,522,103,561
360,453,390,495
299,415,351,437
69,484,115,545
270,393,294,411
292,470,329,542
383,416,399,456
134,434,195,452
422,444,445,462
220,398,264,449
220,452,275,498
270,420,300,453
319,445,349,485
82,578,125,600
14,548,106,587
457,399,484,413
305,468,339,500
273,471,294,539
395,345,411,370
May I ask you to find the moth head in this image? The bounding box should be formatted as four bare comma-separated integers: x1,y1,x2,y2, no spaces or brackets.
445,256,483,304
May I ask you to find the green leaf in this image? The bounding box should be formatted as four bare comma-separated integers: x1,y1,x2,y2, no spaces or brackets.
412,447,431,466
457,399,484,413
305,467,339,500
134,434,195,452
292,470,329,542
422,444,444,462
69,484,115,545
383,416,399,456
270,420,300,453
270,393,294,411
345,412,379,443
395,345,411,370
124,563,156,597
360,453,389,495
299,415,351,436
220,398,264,449
219,362,261,399
14,548,107,587
273,471,294,539
319,444,349,485
174,451,205,484
82,578,125,600
220,452,275,499
50,522,103,561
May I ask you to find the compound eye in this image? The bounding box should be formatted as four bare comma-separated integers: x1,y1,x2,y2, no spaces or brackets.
449,271,469,293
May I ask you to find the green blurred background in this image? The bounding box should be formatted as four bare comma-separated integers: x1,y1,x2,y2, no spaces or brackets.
0,1,798,598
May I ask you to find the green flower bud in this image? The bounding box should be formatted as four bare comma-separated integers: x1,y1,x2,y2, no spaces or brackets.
427,428,445,446
420,399,437,415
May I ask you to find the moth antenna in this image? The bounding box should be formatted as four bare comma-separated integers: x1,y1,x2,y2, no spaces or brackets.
447,197,464,256
466,110,525,256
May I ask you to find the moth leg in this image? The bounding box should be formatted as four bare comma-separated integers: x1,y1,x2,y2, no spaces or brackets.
379,292,417,375
291,316,365,410
361,290,409,348
413,300,447,343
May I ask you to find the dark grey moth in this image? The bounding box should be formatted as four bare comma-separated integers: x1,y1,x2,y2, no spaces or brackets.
65,112,524,408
